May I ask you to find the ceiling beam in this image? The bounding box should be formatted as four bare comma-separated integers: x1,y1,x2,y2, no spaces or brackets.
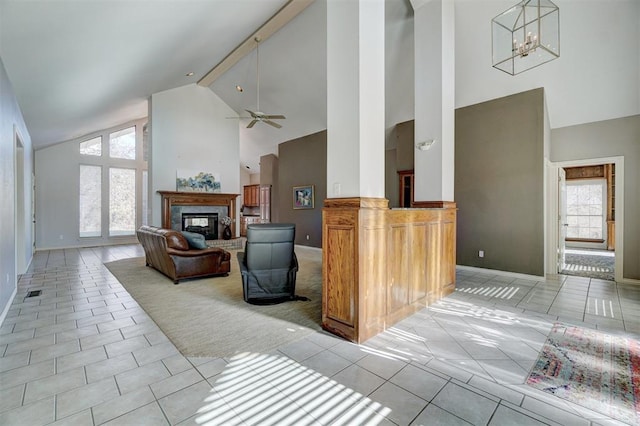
198,0,315,87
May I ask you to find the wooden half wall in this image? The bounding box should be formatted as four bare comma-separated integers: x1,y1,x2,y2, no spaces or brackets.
322,198,456,343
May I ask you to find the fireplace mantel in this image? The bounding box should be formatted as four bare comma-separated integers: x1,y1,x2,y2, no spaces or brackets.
158,191,240,236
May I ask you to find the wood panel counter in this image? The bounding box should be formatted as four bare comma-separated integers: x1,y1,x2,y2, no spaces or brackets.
322,199,456,343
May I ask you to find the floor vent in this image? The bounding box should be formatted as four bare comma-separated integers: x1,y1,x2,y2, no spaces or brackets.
25,290,42,298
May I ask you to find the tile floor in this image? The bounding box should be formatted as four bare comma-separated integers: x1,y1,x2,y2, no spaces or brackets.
1,244,639,425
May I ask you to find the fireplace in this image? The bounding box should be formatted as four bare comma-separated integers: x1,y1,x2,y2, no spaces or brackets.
182,213,218,240
158,191,240,239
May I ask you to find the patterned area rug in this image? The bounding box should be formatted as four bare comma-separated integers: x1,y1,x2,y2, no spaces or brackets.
527,323,640,424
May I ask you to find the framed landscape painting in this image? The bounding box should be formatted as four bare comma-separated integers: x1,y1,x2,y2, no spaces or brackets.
293,185,314,209
176,169,221,193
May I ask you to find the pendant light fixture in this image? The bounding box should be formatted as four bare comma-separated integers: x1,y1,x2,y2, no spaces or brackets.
492,0,560,75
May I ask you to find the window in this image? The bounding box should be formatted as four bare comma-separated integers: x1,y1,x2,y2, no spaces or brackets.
80,136,102,156
566,180,605,240
78,121,147,240
142,170,149,226
109,126,136,159
79,165,102,237
109,168,136,236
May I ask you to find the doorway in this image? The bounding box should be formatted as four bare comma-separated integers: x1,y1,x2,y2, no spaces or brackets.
398,170,414,207
547,157,624,282
561,164,615,281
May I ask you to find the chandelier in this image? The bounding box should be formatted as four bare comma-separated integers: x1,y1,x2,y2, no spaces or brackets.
492,0,560,75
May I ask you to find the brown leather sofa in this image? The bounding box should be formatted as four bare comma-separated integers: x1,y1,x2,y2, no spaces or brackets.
136,225,231,284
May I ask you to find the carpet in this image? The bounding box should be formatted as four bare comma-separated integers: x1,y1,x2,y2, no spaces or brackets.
104,247,322,359
526,323,640,424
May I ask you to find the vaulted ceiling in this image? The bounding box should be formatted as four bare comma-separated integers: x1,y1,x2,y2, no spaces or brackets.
0,0,293,160
1,0,638,172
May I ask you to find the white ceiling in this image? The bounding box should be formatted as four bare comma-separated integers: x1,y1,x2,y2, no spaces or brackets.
209,0,329,172
0,0,289,149
1,0,638,173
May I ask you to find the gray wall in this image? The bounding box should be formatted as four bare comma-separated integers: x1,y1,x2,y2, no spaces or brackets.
395,120,414,172
0,56,33,320
551,115,640,280
385,149,399,208
259,154,277,186
260,153,279,222
455,88,545,276
385,120,415,208
277,130,326,248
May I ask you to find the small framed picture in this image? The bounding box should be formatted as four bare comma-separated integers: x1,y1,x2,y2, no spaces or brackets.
293,185,314,209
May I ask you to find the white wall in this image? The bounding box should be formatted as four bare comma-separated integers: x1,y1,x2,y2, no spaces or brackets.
150,84,240,228
0,56,33,322
551,115,640,281
249,173,260,185
382,0,639,135
455,0,640,129
385,0,414,142
326,0,386,198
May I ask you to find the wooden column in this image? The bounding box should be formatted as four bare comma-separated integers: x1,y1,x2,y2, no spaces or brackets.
322,198,388,343
323,199,457,344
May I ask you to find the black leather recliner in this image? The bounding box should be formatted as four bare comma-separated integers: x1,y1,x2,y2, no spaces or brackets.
238,223,298,304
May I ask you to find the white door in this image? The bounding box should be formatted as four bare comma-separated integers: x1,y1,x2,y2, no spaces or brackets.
558,167,567,273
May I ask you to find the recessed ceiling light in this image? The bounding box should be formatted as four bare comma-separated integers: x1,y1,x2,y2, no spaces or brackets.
236,85,244,92
185,72,194,77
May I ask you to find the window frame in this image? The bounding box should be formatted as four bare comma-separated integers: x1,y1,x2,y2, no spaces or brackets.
77,120,148,242
565,178,607,247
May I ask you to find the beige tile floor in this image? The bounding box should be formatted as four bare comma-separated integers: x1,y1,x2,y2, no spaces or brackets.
1,244,638,425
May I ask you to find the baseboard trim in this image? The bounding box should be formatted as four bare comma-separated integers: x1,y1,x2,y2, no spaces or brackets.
295,244,322,252
620,277,640,286
0,286,17,328
36,239,138,251
456,265,545,281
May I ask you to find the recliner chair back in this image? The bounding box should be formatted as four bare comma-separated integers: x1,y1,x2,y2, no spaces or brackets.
238,223,298,304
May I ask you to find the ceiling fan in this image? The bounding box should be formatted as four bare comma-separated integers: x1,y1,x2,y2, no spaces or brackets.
239,37,286,129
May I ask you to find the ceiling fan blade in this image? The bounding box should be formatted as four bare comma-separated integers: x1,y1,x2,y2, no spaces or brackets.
245,109,258,118
262,114,285,120
263,120,282,129
247,120,258,128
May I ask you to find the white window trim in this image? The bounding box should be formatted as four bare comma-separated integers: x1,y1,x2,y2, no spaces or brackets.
565,178,607,250
78,119,147,243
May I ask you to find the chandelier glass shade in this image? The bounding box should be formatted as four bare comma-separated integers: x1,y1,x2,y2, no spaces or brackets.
492,0,560,75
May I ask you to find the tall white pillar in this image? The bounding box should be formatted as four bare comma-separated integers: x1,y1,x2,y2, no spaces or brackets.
326,0,385,198
412,0,455,203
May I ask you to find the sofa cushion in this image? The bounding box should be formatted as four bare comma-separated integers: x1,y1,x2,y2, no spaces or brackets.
164,230,190,251
180,231,207,249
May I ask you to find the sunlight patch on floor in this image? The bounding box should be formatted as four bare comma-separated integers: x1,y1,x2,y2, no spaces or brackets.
457,286,521,299
196,352,391,425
